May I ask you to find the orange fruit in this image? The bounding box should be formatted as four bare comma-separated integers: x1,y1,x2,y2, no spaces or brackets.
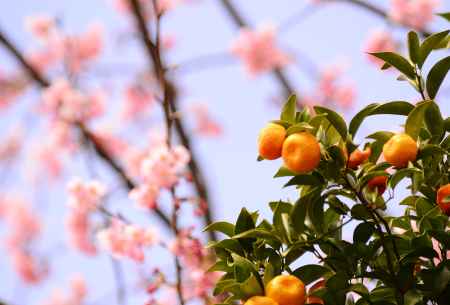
244,296,279,305
306,280,325,305
266,275,306,305
367,175,388,195
437,183,450,216
281,132,321,174
382,134,417,168
258,123,286,160
347,147,371,169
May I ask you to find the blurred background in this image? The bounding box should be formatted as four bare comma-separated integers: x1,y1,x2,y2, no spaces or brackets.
0,1,449,305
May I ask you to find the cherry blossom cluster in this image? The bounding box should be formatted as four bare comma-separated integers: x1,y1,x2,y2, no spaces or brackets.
65,177,107,255
40,274,87,305
97,218,159,262
128,135,190,210
302,62,356,110
363,29,398,66
389,0,440,30
25,15,103,73
231,24,290,76
0,196,46,283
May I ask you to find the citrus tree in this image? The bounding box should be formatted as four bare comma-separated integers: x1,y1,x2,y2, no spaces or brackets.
205,27,450,305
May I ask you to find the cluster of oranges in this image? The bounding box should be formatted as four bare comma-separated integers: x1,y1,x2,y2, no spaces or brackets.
244,275,323,305
258,123,320,174
258,123,450,215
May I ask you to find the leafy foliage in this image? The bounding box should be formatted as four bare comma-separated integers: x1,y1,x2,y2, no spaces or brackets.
206,28,449,305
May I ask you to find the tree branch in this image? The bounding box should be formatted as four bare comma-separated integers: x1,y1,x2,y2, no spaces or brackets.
128,0,217,241
324,0,431,36
0,28,171,228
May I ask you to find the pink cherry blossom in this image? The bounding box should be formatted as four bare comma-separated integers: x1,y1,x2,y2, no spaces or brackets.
0,129,22,161
301,62,356,110
140,144,190,189
41,78,105,122
41,275,88,305
231,24,290,76
25,14,57,41
122,85,155,120
189,103,223,137
67,177,107,212
64,23,104,73
389,0,440,30
0,196,45,284
129,184,160,210
65,178,106,255
363,29,397,66
65,209,97,255
97,218,159,262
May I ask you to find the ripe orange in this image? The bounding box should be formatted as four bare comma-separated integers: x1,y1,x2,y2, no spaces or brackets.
367,175,388,195
266,275,306,305
382,134,417,168
306,280,325,305
281,132,321,174
244,296,279,305
258,123,286,160
437,183,450,216
347,147,371,169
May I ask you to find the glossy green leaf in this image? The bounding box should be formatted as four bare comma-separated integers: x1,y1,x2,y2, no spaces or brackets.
314,106,348,140
286,122,314,135
292,264,332,285
284,173,324,187
273,166,296,178
369,52,416,79
407,31,420,64
280,95,297,123
235,208,255,235
418,30,450,68
353,222,375,244
405,100,432,139
426,55,450,99
388,167,421,189
204,221,235,237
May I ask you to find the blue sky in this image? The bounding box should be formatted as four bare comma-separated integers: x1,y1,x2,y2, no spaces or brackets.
0,0,449,304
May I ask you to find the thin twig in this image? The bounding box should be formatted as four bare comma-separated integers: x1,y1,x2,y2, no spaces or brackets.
0,28,172,228
128,0,217,241
322,0,431,36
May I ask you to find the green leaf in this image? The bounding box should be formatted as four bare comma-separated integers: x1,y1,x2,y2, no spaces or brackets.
284,173,324,187
366,131,395,142
349,102,414,137
274,166,296,178
235,208,255,235
369,52,416,79
404,289,423,305
388,167,422,189
405,100,432,139
426,55,450,99
314,106,348,140
424,101,445,142
407,31,420,64
280,95,297,123
437,12,450,22
232,229,282,244
353,222,375,244
292,264,332,285
418,30,450,68
204,221,235,237
351,204,372,221
349,103,378,137
286,122,314,135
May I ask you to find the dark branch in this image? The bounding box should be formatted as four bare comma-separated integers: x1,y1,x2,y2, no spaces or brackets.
0,27,172,228
128,0,217,241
